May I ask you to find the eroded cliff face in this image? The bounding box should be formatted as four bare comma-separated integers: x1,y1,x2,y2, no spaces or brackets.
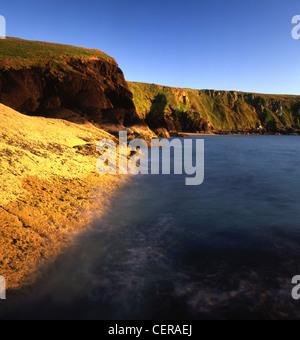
128,82,300,134
2,39,300,137
0,54,141,132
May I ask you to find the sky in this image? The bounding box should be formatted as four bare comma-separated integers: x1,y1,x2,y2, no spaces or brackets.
0,0,300,94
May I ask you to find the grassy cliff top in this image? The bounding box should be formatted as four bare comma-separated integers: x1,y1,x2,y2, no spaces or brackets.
0,37,116,69
129,81,300,101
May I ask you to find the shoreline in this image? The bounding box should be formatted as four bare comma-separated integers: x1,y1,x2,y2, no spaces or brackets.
1,102,300,296
0,104,129,293
178,130,300,137
0,173,130,318
1,172,128,293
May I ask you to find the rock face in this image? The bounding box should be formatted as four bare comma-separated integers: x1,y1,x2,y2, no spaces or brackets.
0,58,139,126
0,38,144,134
155,127,171,139
2,38,300,137
128,82,300,134
0,103,126,290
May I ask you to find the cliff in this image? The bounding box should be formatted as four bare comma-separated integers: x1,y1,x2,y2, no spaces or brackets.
2,38,300,138
128,82,300,135
1,37,300,292
0,38,153,138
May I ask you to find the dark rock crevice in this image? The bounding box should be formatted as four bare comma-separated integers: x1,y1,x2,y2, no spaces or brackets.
0,57,141,129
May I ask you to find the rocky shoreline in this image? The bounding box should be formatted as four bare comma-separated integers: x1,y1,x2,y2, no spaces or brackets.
0,104,128,292
1,38,300,294
213,127,300,136
171,127,300,138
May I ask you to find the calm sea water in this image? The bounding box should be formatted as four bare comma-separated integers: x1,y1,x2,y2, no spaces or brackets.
4,135,300,320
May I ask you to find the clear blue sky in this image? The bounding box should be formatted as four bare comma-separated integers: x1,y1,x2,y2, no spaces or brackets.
0,0,299,94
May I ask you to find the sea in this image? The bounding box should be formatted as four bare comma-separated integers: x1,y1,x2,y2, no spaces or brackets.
3,135,300,320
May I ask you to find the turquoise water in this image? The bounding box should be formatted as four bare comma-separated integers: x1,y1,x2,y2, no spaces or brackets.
5,135,300,320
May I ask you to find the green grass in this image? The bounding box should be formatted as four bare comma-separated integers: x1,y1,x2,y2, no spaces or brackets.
128,82,300,130
0,37,115,70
